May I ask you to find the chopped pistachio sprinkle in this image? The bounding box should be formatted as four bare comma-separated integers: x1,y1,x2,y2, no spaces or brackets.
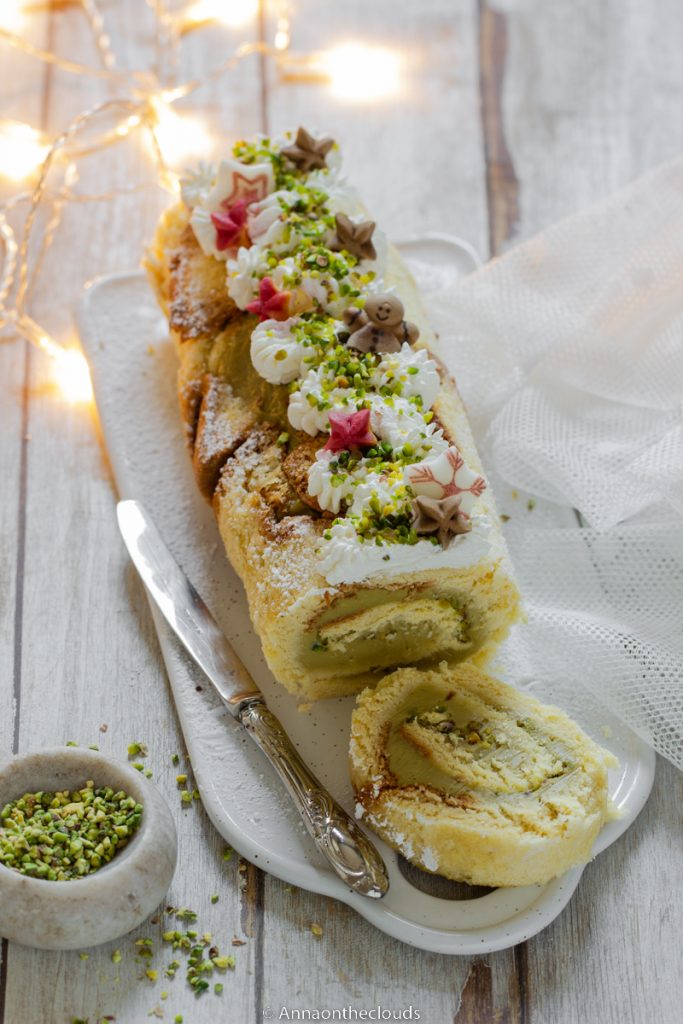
0,782,143,880
310,923,324,937
127,742,149,759
222,846,234,862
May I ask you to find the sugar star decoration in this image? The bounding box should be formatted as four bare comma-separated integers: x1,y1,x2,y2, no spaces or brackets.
330,213,377,262
405,446,486,514
323,408,377,452
209,159,274,209
411,495,471,548
211,198,249,251
281,127,334,172
246,277,290,321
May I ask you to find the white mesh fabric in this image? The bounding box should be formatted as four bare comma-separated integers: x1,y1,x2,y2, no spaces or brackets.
422,160,683,771
497,524,683,771
429,158,683,529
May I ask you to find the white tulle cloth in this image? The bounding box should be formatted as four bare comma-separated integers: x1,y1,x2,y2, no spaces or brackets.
429,159,683,770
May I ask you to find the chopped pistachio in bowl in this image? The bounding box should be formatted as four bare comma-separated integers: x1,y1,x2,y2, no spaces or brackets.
0,747,177,950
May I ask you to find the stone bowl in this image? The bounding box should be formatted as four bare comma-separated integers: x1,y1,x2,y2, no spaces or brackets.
0,747,177,950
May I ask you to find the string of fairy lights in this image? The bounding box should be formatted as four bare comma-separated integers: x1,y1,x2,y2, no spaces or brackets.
0,0,402,403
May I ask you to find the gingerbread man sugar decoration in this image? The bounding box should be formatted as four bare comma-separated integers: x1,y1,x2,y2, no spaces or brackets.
405,445,486,516
343,293,419,354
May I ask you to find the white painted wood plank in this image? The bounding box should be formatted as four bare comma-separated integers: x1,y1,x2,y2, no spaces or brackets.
501,0,683,247
1,3,265,1022
267,0,489,255
494,1,683,1020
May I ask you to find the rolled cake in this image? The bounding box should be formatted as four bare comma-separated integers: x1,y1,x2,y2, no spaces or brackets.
146,128,522,700
350,662,616,887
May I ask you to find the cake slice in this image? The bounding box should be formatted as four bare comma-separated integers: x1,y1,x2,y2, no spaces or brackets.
350,662,616,886
145,129,522,700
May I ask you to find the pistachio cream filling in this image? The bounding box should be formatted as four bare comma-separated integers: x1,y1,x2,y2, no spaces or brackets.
182,129,489,583
385,684,577,803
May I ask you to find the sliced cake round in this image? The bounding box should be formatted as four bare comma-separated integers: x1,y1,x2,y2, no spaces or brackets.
350,662,616,887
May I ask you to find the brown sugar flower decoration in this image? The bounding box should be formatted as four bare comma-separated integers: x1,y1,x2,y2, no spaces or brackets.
281,127,335,172
411,494,471,548
330,213,377,262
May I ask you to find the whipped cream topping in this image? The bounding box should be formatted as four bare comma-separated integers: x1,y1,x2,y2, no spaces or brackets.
373,344,441,409
250,318,305,385
318,514,495,586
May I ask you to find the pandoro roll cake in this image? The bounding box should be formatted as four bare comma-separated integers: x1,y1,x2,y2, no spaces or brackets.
350,662,616,887
146,128,522,700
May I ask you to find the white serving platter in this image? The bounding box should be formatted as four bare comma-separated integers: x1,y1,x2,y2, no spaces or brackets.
76,238,654,955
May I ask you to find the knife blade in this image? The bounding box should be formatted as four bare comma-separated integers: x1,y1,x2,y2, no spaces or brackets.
117,499,389,900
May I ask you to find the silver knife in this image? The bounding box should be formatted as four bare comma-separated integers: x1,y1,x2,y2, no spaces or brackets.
116,499,389,899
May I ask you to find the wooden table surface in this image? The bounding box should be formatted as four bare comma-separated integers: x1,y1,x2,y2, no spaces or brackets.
1,2,682,1022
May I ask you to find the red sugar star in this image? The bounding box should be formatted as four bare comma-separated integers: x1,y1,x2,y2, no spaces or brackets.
211,198,250,252
324,408,377,452
246,277,291,321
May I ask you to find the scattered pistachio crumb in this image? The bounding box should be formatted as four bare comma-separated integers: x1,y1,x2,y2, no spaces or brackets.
88,744,99,751
144,769,153,779
511,489,519,499
161,991,168,1001
145,969,158,982
132,763,144,772
175,774,187,786
112,949,122,964
192,790,200,801
527,498,536,511
210,894,219,904
310,923,324,937
222,846,233,862
180,790,192,804
79,952,89,960
215,983,224,995
171,753,180,766
174,1016,183,1023
212,955,235,970
66,741,78,747
127,742,149,759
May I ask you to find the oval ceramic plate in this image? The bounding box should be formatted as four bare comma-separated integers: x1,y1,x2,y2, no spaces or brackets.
76,237,654,955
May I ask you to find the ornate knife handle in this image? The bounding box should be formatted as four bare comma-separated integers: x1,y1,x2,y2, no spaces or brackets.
238,699,389,899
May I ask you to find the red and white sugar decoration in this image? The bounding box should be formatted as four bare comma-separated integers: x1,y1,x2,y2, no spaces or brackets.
404,446,486,515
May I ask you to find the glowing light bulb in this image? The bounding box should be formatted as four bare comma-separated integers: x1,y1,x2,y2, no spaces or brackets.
149,98,213,167
0,0,24,33
0,121,49,181
320,44,402,103
181,0,258,31
38,336,93,405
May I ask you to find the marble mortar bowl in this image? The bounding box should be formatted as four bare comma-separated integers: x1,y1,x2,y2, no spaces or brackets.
0,747,177,950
